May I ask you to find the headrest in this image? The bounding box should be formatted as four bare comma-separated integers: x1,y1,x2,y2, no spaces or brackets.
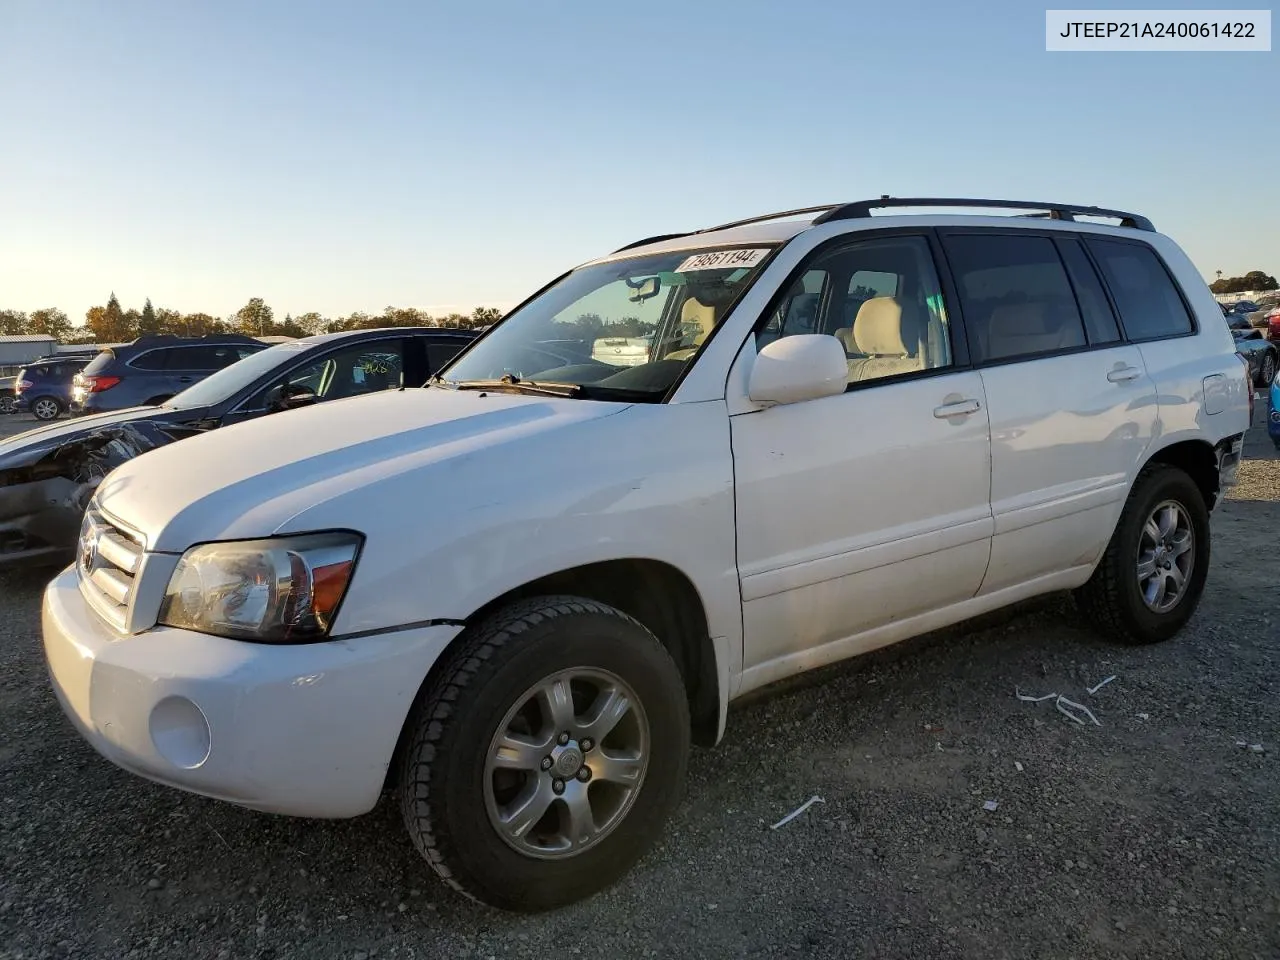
853,297,909,356
680,297,717,345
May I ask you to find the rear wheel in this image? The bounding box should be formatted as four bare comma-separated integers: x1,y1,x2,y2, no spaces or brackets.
0,395,15,415
398,595,690,911
1259,351,1276,387
1075,464,1210,644
31,396,62,421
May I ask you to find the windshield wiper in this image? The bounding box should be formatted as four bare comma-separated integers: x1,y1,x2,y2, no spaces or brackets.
447,374,582,398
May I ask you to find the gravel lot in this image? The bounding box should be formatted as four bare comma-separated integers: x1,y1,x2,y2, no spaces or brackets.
1,413,1278,960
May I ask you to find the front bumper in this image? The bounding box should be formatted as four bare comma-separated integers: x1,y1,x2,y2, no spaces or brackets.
42,566,462,818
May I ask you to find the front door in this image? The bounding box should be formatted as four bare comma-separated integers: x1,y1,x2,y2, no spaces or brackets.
729,232,994,690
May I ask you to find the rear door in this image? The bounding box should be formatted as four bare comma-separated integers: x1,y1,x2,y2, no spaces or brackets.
937,229,1158,596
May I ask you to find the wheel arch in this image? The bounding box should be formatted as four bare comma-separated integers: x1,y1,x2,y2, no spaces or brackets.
383,557,722,793
1141,437,1220,511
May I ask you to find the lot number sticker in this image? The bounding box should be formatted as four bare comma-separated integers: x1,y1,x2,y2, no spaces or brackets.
675,249,770,272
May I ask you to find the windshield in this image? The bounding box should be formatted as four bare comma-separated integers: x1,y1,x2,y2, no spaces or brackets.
439,245,776,401
164,342,310,409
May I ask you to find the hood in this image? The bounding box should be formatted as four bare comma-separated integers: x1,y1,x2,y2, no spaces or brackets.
0,406,182,470
95,388,631,552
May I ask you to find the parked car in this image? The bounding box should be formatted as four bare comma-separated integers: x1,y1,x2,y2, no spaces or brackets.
1269,376,1280,450
0,326,477,566
0,377,16,415
70,334,270,415
42,197,1250,912
14,357,93,421
1226,315,1278,385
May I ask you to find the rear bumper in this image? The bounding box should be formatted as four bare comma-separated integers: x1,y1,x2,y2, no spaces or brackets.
1216,433,1244,491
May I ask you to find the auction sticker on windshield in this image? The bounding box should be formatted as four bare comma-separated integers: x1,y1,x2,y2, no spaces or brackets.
675,249,770,272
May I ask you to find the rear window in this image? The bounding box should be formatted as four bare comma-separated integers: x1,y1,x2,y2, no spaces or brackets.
1086,239,1194,341
81,351,114,375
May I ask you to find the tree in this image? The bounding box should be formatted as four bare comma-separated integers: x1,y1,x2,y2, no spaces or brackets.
29,308,72,340
276,313,309,338
138,298,160,336
155,307,183,335
86,293,134,341
0,310,28,335
471,306,503,326
1210,271,1279,294
182,312,223,336
233,297,273,335
294,312,328,336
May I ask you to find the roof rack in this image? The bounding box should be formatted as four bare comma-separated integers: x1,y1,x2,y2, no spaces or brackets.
811,196,1154,231
695,204,842,235
611,233,693,254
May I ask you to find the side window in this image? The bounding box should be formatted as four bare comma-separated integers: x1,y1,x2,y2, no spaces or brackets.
162,346,215,370
426,340,468,376
1086,239,1194,340
1055,238,1121,344
758,269,828,348
130,350,169,371
252,340,408,409
942,234,1087,363
757,235,953,385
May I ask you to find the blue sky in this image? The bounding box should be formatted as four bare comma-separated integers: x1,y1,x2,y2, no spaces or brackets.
1,0,1276,326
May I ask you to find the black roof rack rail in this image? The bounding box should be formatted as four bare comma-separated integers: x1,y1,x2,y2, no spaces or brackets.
812,196,1155,232
611,232,693,254
696,204,842,235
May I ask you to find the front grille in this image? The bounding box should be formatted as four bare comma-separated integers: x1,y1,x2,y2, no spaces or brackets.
78,504,143,632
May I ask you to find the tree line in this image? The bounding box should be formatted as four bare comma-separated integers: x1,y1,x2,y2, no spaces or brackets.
0,295,507,344
1210,270,1278,295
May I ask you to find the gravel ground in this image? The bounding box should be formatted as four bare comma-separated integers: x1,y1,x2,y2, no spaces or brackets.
1,416,1277,960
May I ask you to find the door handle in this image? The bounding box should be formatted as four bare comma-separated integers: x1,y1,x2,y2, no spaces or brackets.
1107,366,1141,383
933,398,982,419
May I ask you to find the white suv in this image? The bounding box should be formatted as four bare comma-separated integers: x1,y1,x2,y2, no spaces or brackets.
42,197,1250,911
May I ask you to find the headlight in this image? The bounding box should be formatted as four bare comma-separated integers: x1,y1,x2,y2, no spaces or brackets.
158,532,362,642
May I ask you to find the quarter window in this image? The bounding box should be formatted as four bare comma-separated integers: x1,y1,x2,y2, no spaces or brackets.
1086,239,1194,341
942,234,1087,363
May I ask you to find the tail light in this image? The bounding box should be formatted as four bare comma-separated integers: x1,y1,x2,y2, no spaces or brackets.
1236,352,1254,425
14,380,32,394
79,375,121,393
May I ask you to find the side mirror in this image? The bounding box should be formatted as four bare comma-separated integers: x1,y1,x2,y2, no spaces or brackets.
267,382,319,412
747,334,848,406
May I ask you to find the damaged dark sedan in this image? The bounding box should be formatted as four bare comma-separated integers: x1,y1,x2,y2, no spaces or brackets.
0,325,479,566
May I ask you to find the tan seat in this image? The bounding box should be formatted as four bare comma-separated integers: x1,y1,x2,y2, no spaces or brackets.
846,297,924,382
665,297,716,361
985,303,1081,360
833,327,857,353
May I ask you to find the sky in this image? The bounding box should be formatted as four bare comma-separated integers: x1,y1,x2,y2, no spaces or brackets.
1,0,1276,327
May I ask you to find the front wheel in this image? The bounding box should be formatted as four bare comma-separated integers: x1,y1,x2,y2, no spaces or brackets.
31,396,62,421
1075,464,1210,644
398,596,690,911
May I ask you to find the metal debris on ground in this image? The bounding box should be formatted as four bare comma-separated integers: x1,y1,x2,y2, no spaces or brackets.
769,796,825,830
1086,675,1117,695
1015,761,1024,772
1015,687,1103,726
983,800,999,812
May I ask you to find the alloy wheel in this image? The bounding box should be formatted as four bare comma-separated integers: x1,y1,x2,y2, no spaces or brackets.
1136,500,1194,613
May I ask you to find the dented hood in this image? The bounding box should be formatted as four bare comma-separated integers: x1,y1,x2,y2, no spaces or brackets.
94,388,630,552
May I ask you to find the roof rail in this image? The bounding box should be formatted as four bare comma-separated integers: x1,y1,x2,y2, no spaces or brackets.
811,196,1155,231
696,204,843,235
611,232,694,254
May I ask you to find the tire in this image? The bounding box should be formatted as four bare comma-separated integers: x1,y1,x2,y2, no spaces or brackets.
1260,351,1277,387
31,396,62,421
398,595,690,912
0,395,15,415
1075,464,1210,644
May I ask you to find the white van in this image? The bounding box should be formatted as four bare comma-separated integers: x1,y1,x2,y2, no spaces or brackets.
43,197,1251,911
